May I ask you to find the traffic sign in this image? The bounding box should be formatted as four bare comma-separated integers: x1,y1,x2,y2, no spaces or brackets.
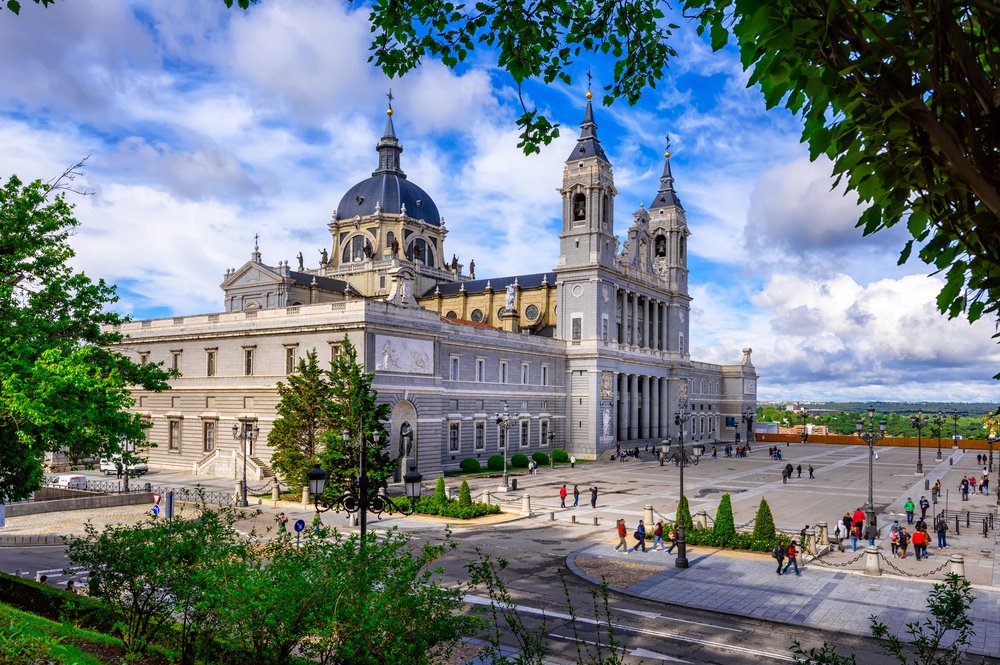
151,505,161,516
152,493,161,505
293,519,306,533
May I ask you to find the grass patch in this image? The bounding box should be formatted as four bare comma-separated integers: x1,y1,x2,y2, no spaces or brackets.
0,601,121,665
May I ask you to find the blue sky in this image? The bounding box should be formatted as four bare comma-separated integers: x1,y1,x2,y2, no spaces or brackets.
1,0,998,402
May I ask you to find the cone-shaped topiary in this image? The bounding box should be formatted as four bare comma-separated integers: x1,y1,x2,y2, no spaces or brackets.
458,480,472,506
712,494,736,542
752,497,776,540
675,495,693,532
434,475,447,504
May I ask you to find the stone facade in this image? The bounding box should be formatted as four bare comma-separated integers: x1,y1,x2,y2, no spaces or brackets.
109,98,757,482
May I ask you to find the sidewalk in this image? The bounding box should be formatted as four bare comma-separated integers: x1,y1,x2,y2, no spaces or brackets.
566,543,1000,658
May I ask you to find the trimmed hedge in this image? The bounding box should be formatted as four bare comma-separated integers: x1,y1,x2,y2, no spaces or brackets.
459,458,481,473
433,475,447,503
510,453,529,468
531,451,550,466
712,494,736,541
753,497,776,540
395,495,501,519
552,449,569,463
487,454,505,471
0,572,118,633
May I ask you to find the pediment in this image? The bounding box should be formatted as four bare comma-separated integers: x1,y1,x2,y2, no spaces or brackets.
221,263,284,290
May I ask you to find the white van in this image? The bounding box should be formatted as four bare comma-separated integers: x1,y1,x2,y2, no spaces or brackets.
53,474,88,490
99,456,149,476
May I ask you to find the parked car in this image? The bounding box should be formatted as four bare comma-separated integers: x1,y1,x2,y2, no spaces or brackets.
99,456,149,476
53,474,88,490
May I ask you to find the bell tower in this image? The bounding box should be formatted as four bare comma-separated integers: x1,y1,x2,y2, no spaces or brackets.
558,91,617,269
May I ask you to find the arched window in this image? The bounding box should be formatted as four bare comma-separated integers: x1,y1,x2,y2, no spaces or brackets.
573,193,586,222
655,234,667,258
679,236,686,260
406,238,435,267
603,194,611,231
342,235,372,263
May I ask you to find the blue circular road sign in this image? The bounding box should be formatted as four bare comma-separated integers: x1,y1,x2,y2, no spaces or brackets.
293,519,306,532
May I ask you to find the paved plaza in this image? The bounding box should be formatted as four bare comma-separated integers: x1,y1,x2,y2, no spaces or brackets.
5,440,1000,658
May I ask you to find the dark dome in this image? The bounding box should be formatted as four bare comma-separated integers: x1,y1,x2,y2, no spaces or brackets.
336,174,441,226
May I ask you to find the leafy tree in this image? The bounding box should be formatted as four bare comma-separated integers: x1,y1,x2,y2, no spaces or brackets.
752,498,776,540
268,349,334,488
317,337,392,492
0,170,170,503
712,493,736,541
675,495,693,533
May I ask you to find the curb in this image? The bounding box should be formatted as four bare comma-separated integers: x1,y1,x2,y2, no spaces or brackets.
0,535,66,547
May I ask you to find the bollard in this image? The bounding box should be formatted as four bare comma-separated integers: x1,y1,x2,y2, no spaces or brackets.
234,481,243,503
301,486,310,508
571,515,577,524
966,511,970,528
863,546,881,576
984,519,988,538
550,512,556,521
949,553,966,579
272,480,280,502
925,479,930,491
949,458,953,465
694,510,708,530
805,529,817,556
484,490,491,505
644,505,654,528
593,517,599,526
817,522,829,546
348,514,359,527
521,494,532,516
955,514,960,535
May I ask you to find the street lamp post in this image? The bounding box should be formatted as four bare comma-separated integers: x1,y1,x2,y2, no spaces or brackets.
800,411,809,445
307,426,421,549
909,410,928,475
496,402,511,490
934,410,945,461
231,420,260,508
855,405,886,528
665,406,703,569
951,412,961,449
742,407,754,449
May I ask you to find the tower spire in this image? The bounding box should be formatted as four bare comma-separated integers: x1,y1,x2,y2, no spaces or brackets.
374,92,405,177
649,137,682,209
566,81,609,164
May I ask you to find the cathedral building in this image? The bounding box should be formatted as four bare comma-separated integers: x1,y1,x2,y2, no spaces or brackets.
109,94,757,481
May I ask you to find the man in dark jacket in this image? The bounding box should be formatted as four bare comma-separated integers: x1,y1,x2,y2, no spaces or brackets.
863,520,879,546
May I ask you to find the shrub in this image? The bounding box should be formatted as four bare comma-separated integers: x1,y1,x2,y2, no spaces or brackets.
510,453,530,468
552,449,569,463
712,494,736,541
459,458,481,473
433,475,447,503
752,497,776,540
531,451,550,466
487,455,505,471
675,495,693,533
458,480,472,507
396,495,502,519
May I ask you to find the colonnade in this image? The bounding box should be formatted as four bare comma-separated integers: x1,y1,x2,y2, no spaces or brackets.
616,289,670,350
616,373,670,441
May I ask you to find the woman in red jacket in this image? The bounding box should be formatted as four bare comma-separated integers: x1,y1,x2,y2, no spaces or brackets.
614,519,628,553
782,540,801,576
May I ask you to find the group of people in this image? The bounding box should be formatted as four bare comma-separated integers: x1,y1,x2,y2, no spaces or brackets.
835,506,949,558
559,484,599,508
768,446,785,460
614,518,678,554
771,539,801,575
887,517,942,559
613,442,642,462
781,462,814,482
960,472,989,499
725,444,750,458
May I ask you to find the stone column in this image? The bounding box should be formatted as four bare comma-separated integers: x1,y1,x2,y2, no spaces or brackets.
640,377,651,439
661,303,669,351
863,546,881,576
805,529,817,555
644,505,654,528
617,373,628,441
949,553,965,578
632,293,639,347
817,521,828,546
521,494,532,516
650,377,660,442
659,377,669,438
629,374,639,440
694,510,708,529
271,479,280,502
651,300,659,351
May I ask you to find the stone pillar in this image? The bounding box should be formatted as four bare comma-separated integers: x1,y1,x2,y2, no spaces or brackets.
521,494,532,516
817,521,828,546
694,510,708,529
661,303,669,351
863,545,881,576
650,377,660,442
643,296,651,348
629,374,639,440
301,486,310,508
651,300,659,351
805,529,817,555
484,490,491,505
640,376,651,439
632,292,639,346
659,378,669,439
271,479,280,502
618,373,628,441
234,481,243,503
949,553,965,578
644,504,654,527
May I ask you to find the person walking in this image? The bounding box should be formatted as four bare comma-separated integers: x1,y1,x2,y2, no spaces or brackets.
772,539,786,574
559,484,567,508
782,540,801,576
614,519,629,553
904,497,915,524
863,520,878,547
797,464,802,478
912,528,926,560
276,512,288,532
833,520,847,552
889,521,900,556
632,519,647,552
572,485,580,507
852,507,866,535
849,523,860,551
935,514,949,548
665,524,678,554
898,527,910,559
590,486,598,508
311,512,322,534
808,465,814,478
919,495,930,520
842,511,853,536
652,520,667,551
